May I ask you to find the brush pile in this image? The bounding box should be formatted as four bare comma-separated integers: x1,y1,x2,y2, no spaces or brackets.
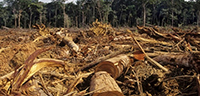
0,23,199,96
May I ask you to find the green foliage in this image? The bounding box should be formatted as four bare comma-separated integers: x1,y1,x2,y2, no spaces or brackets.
0,0,200,28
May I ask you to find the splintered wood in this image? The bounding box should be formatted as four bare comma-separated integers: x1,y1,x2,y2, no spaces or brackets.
90,71,124,96
0,23,199,96
95,54,130,79
63,36,79,52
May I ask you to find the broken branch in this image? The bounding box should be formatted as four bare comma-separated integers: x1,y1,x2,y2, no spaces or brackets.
76,46,132,73
128,30,169,72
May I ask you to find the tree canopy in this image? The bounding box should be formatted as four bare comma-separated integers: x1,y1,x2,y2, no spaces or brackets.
0,0,199,28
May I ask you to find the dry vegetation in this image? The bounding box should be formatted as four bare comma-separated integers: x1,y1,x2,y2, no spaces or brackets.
0,21,200,96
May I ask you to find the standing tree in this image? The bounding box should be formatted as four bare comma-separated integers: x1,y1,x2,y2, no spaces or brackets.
65,2,80,27
56,0,70,28
171,0,174,26
46,1,63,27
102,0,113,23
148,0,161,25
195,0,200,26
0,2,9,27
28,2,43,28
142,0,150,26
4,0,31,28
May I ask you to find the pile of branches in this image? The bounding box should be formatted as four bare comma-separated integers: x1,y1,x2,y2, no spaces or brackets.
0,23,199,96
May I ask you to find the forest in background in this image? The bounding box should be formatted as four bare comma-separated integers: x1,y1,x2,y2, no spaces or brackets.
0,0,200,28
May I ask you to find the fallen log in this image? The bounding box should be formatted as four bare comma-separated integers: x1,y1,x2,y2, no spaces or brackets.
56,30,79,52
153,52,193,67
137,26,168,38
76,46,132,73
127,30,169,72
90,71,124,96
63,36,79,52
186,35,200,51
95,54,131,79
2,26,10,30
137,26,183,41
113,35,173,46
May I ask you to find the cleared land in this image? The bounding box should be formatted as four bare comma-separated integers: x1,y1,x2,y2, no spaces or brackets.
0,23,199,96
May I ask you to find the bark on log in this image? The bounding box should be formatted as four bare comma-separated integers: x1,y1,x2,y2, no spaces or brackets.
90,71,124,96
56,30,79,52
2,26,10,30
76,46,132,73
63,36,79,52
153,52,193,67
95,54,130,79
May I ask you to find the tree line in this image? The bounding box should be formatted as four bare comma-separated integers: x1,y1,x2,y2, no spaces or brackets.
0,0,200,28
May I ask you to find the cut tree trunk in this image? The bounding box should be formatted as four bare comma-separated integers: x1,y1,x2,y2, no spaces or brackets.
90,71,124,96
56,31,79,52
153,52,193,67
63,36,79,52
95,54,130,79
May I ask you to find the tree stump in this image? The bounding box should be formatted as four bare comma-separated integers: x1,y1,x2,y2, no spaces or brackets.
95,54,130,79
90,71,124,96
